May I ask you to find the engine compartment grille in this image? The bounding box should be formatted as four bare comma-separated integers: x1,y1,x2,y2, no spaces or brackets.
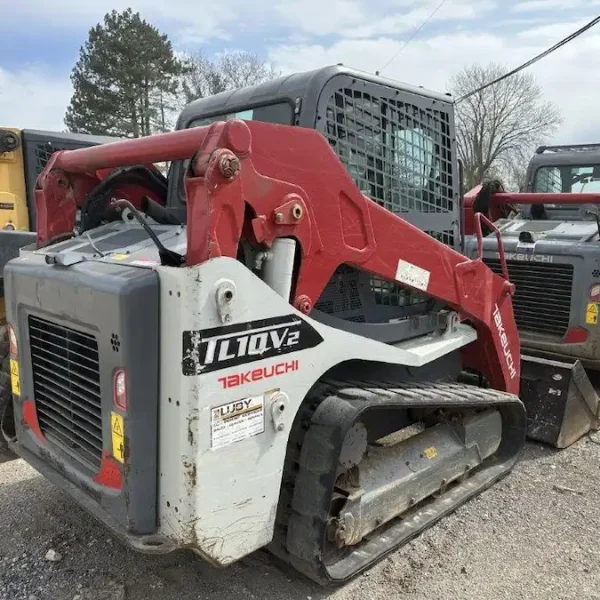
484,259,574,338
28,315,103,469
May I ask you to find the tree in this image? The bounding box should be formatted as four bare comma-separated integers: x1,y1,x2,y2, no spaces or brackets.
65,9,184,137
449,63,562,190
179,50,281,105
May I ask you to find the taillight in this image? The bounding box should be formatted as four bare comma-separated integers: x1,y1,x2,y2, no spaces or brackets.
8,324,17,357
113,369,128,411
564,327,589,343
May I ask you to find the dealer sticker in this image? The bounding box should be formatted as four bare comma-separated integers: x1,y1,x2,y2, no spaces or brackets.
395,259,430,291
516,241,536,253
210,395,265,450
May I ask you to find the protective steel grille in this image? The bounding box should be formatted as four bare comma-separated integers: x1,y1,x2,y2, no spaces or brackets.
484,259,574,337
28,315,103,469
315,264,365,322
34,143,68,176
318,86,456,321
324,88,454,218
34,142,79,177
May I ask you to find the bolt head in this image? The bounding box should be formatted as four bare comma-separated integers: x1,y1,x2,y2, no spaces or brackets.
218,153,240,179
275,212,284,223
277,423,285,431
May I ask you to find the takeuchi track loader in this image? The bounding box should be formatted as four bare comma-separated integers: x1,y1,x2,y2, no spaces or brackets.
1,117,526,584
464,143,600,449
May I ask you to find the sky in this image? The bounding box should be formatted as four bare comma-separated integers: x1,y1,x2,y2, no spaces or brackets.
1,0,599,145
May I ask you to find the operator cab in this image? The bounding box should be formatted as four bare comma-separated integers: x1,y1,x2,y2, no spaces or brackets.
518,144,600,222
166,65,461,338
167,65,459,246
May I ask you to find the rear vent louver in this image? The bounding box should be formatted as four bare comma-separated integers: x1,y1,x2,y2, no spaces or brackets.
28,315,103,469
484,259,574,338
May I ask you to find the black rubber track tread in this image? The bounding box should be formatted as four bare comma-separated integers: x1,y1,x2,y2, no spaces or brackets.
269,379,526,585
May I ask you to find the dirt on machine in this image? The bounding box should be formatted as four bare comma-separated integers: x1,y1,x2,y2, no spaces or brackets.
0,66,527,584
464,143,600,449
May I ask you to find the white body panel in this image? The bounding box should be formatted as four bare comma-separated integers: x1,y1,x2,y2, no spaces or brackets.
156,257,477,565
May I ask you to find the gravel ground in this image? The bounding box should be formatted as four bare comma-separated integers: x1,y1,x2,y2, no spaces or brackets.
1,437,599,600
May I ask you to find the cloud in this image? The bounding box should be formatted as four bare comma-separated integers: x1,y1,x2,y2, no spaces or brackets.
517,18,597,39
268,33,511,93
512,0,600,12
273,0,496,39
3,0,248,46
0,66,72,130
3,0,600,147
3,0,497,44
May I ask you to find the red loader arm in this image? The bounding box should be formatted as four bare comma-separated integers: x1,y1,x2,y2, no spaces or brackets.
34,120,520,394
463,183,600,235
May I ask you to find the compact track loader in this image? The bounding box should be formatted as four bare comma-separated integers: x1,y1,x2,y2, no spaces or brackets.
1,67,526,584
0,127,116,461
464,143,600,448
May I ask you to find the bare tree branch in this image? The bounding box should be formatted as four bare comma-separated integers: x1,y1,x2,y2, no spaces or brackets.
449,62,562,190
178,49,281,107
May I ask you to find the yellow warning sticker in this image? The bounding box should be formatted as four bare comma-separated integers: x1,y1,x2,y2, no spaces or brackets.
423,446,438,459
111,411,125,463
586,302,598,325
112,253,128,261
9,359,20,396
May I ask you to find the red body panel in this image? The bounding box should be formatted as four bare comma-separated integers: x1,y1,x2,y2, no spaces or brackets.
34,120,521,394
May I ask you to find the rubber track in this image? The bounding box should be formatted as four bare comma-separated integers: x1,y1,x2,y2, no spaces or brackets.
269,379,526,585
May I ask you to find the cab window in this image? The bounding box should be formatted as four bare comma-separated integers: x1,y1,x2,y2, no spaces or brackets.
534,165,600,194
188,103,294,128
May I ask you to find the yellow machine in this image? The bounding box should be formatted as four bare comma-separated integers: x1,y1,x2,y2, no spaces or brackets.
0,127,116,460
0,128,30,231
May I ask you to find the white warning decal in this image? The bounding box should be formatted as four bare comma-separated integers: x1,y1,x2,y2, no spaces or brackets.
210,395,265,450
395,259,431,291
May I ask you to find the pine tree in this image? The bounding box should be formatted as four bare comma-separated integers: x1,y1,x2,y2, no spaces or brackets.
65,9,184,137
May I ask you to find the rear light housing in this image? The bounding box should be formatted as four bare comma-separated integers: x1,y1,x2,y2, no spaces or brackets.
113,369,128,411
8,324,17,357
564,327,589,344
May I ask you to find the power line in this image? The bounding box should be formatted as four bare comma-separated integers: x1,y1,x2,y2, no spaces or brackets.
456,15,600,103
379,0,449,74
